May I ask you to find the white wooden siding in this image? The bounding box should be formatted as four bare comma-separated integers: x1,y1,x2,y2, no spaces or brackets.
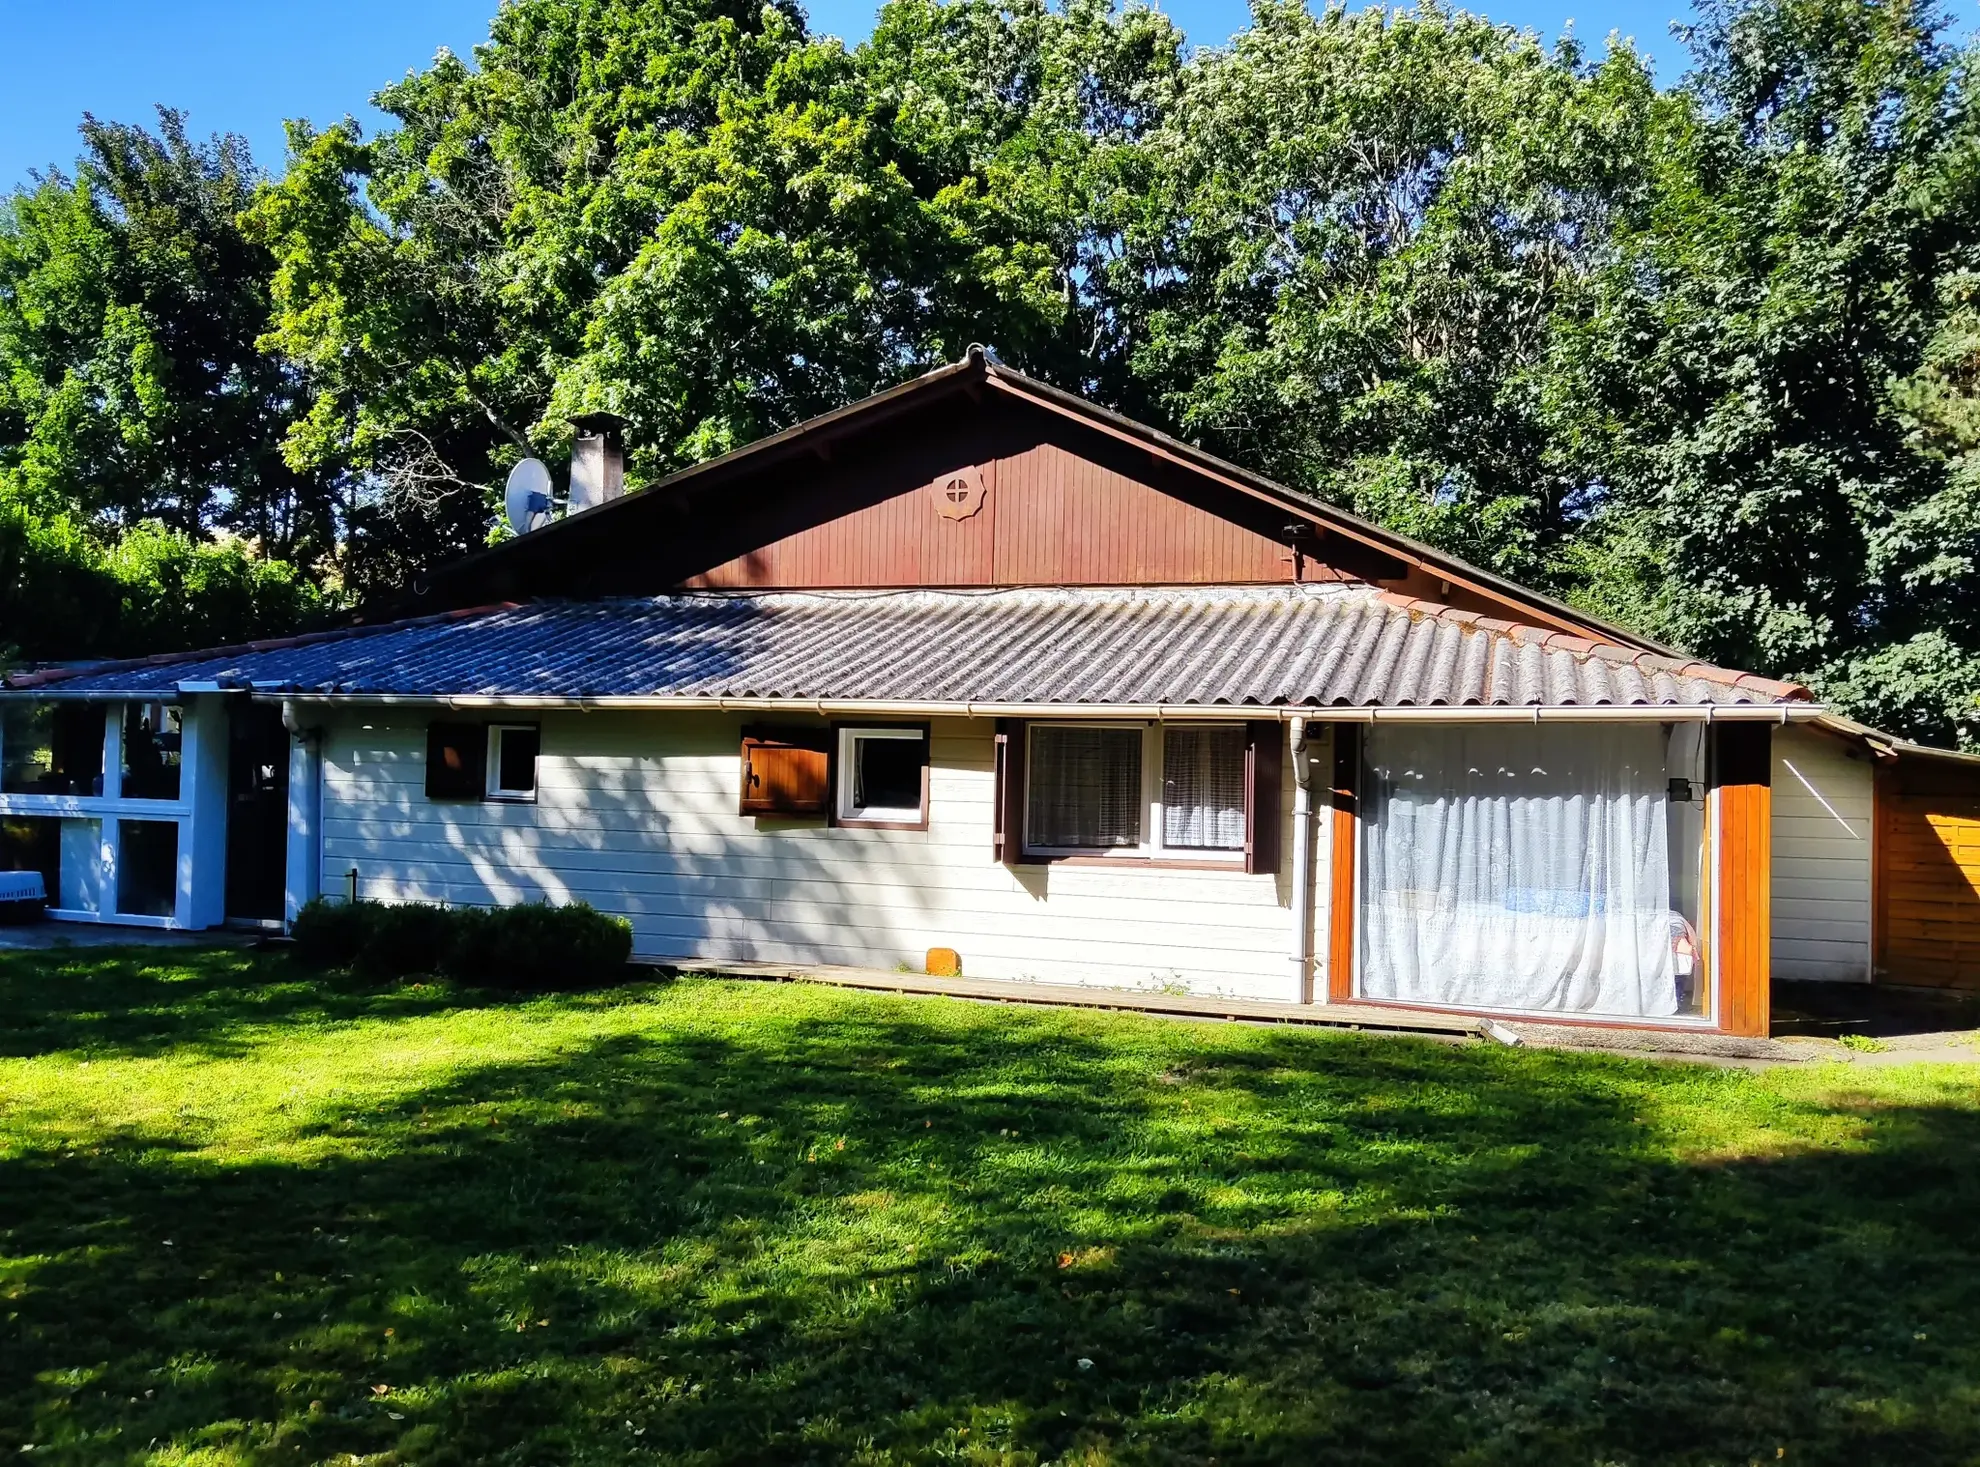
318,711,1322,1001
1770,725,1873,982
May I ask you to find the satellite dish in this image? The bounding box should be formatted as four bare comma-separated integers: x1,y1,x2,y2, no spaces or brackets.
504,458,554,534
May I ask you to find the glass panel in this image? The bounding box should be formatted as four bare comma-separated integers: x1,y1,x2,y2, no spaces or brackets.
493,727,539,795
121,704,183,801
2,703,104,795
1162,726,1246,850
852,734,922,814
1359,723,1707,1020
60,819,104,914
1027,726,1142,849
116,819,179,918
0,816,60,905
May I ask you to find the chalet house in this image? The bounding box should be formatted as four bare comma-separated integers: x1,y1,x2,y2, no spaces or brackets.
3,349,1977,1034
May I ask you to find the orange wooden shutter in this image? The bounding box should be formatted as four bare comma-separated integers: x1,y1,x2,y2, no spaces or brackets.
740,726,831,815
426,722,486,800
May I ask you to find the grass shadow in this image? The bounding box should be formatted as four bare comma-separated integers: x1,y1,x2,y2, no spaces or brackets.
1774,977,1980,1039
0,945,641,1060
2,977,1977,1462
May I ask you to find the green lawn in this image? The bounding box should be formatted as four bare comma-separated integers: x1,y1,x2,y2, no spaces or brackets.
2,951,1977,1466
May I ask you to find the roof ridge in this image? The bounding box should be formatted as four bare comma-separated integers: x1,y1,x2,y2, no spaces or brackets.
3,603,520,691
553,584,1365,609
1373,591,1813,701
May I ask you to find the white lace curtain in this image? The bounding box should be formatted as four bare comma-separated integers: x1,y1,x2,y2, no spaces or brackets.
1163,725,1246,850
1358,722,1683,1018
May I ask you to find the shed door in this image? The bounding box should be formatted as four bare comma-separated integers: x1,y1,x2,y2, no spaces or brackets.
1878,768,1980,991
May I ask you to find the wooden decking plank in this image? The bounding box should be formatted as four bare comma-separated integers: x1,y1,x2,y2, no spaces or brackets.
676,959,1485,1038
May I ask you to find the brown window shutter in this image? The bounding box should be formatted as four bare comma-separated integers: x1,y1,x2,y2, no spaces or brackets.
740,725,831,815
993,718,1029,864
426,721,486,800
1244,720,1282,875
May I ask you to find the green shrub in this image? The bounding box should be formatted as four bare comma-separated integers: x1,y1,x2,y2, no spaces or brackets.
289,896,632,988
443,902,633,989
357,901,454,979
289,897,371,968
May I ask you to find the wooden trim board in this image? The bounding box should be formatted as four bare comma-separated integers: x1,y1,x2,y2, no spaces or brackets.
1328,723,1360,1003
1713,722,1774,1037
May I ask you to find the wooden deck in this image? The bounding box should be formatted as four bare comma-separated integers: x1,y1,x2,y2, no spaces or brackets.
674,960,1488,1039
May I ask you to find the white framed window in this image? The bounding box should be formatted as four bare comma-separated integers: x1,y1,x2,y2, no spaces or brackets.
835,726,927,826
1023,721,1248,862
485,724,540,801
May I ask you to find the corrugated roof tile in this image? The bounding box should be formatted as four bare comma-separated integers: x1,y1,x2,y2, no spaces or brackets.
5,585,1812,708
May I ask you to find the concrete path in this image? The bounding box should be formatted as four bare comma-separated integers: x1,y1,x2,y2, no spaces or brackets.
0,921,253,952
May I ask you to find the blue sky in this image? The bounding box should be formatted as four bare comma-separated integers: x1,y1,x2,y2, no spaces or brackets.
2,0,1706,193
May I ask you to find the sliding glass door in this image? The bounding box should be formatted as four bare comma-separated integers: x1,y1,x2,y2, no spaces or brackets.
1358,722,1708,1020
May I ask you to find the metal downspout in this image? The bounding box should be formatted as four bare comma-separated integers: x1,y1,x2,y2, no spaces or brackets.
1289,717,1315,1002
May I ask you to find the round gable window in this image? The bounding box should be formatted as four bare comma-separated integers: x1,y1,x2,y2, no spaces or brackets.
928,465,987,520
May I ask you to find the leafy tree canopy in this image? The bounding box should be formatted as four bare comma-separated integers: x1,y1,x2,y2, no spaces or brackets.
6,0,1980,744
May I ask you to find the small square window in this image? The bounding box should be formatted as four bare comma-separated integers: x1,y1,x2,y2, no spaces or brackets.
835,727,927,826
487,725,539,801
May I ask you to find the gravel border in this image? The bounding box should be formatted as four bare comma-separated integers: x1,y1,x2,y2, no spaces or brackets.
1502,1023,1805,1063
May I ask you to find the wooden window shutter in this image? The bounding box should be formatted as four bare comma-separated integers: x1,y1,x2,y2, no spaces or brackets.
1243,720,1283,875
740,725,830,815
992,718,1029,865
426,722,486,800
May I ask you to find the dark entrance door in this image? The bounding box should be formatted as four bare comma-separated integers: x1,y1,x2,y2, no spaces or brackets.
226,703,290,922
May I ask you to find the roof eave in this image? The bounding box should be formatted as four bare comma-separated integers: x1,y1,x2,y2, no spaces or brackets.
256,691,1823,719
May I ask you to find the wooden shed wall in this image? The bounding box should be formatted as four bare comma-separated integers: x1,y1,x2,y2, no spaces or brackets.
415,387,1614,636
1875,754,1980,990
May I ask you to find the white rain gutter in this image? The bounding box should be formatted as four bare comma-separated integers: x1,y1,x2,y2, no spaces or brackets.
263,693,1826,722
1288,717,1316,1002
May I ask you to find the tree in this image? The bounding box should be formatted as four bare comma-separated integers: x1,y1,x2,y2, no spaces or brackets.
246,0,1151,599
1542,0,1980,742
1104,1,1657,581
0,109,332,561
858,0,1185,399
0,110,330,664
10,0,1980,751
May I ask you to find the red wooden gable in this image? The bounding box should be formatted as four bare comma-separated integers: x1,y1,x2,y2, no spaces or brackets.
414,355,1635,644
684,438,1340,590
